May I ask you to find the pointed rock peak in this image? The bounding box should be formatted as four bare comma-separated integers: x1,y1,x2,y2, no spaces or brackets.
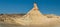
25,3,43,16
34,3,38,9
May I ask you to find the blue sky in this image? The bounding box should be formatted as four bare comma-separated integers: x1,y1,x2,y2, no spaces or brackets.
0,0,60,15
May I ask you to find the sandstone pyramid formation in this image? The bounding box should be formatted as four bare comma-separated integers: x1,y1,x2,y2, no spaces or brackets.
22,3,48,25
22,3,60,27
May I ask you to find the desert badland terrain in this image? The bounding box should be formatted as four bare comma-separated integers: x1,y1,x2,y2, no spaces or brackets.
0,3,60,27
